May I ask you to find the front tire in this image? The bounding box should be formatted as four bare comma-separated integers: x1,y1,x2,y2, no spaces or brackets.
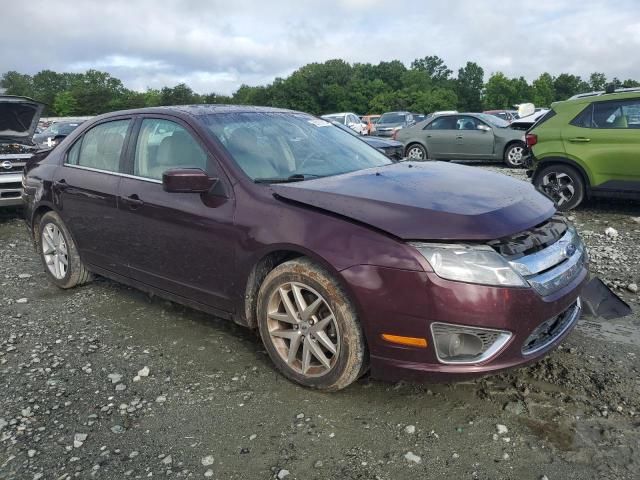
405,143,428,161
38,211,93,289
504,142,527,168
533,164,585,211
256,258,367,391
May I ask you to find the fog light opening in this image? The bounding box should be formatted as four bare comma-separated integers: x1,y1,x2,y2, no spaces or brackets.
443,333,483,358
431,323,512,364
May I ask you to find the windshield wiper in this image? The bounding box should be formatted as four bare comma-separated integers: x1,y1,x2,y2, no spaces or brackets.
254,173,325,184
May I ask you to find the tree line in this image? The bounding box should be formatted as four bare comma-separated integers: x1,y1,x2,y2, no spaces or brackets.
2,56,639,117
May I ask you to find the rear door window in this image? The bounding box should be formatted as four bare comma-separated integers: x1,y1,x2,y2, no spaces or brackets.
66,120,131,172
575,99,640,129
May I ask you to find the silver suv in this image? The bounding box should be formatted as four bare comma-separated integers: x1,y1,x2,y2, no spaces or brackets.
0,96,43,207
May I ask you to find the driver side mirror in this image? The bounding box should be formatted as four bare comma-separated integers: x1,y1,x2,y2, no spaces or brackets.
477,124,491,132
162,168,220,194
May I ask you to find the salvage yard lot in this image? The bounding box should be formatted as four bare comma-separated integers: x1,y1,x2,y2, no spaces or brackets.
1,164,639,480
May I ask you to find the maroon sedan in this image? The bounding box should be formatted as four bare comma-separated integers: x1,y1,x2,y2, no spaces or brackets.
22,105,587,390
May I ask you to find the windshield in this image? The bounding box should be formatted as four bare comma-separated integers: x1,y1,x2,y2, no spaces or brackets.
322,114,345,124
477,113,509,128
200,112,391,181
378,113,405,124
42,123,80,136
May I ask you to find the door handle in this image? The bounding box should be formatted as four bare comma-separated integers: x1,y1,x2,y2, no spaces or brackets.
568,137,591,143
122,194,144,209
53,179,68,191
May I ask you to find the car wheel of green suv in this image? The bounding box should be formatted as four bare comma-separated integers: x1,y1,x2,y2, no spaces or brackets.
534,164,585,211
504,142,526,168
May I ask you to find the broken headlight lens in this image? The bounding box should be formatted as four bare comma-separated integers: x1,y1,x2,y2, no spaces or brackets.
410,243,527,287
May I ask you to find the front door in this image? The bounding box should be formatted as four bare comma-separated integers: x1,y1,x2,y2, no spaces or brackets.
423,115,458,159
117,116,237,312
53,118,133,273
452,115,495,158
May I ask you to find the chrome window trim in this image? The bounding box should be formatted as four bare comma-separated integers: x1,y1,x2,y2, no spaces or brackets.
508,227,580,276
63,163,162,184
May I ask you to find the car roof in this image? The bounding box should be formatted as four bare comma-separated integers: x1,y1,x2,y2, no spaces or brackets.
559,90,640,107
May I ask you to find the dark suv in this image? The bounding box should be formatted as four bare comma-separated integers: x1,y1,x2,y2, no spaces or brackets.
23,105,588,390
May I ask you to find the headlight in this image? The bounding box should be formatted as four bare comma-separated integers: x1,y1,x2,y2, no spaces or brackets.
410,243,527,287
393,126,403,131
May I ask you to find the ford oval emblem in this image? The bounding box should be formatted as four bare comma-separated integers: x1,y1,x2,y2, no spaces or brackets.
1,160,12,170
564,243,577,258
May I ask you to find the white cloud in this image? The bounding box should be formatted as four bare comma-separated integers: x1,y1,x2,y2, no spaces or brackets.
1,0,639,95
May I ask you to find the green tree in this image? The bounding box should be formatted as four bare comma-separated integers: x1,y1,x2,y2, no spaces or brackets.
553,73,588,101
484,72,515,109
455,62,484,111
159,83,198,105
531,73,555,107
0,71,34,97
53,91,78,116
410,55,452,83
589,72,607,91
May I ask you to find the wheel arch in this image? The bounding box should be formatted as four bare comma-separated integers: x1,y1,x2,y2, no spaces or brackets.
532,157,592,197
404,141,428,158
241,246,352,329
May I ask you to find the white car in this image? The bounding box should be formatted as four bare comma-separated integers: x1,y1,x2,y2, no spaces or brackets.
321,112,367,135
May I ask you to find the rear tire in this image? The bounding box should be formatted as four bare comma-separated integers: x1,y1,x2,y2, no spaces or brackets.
533,164,585,211
405,143,428,161
38,211,93,289
256,258,367,391
504,142,527,168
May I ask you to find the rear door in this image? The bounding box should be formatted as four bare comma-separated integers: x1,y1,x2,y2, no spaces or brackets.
563,97,640,190
117,115,237,312
53,117,133,273
452,115,495,158
422,115,458,159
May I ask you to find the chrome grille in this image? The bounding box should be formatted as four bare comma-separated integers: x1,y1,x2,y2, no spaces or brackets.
507,226,587,296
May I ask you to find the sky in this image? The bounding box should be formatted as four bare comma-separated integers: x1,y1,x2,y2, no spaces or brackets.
2,0,639,95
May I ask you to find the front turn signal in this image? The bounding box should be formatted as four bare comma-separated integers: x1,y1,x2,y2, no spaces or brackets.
381,334,428,348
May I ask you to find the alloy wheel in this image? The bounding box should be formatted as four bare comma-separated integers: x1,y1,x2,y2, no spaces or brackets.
266,282,340,377
42,223,69,280
507,145,525,165
407,146,425,160
541,172,575,207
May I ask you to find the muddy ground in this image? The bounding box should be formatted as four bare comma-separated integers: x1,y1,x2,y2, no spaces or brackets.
1,163,639,480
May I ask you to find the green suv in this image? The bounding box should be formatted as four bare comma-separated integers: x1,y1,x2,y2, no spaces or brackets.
527,89,640,210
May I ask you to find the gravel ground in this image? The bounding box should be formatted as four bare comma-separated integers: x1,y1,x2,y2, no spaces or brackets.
1,163,639,480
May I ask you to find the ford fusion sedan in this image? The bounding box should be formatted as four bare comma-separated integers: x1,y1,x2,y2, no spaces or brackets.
397,113,528,167
24,105,588,390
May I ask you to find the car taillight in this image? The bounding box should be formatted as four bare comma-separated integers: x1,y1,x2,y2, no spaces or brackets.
526,133,537,147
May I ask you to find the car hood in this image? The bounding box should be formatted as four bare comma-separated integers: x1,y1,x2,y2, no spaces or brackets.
363,136,403,148
271,162,555,240
0,96,45,144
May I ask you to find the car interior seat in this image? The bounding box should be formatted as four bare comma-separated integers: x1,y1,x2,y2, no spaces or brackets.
96,132,124,171
226,127,279,179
